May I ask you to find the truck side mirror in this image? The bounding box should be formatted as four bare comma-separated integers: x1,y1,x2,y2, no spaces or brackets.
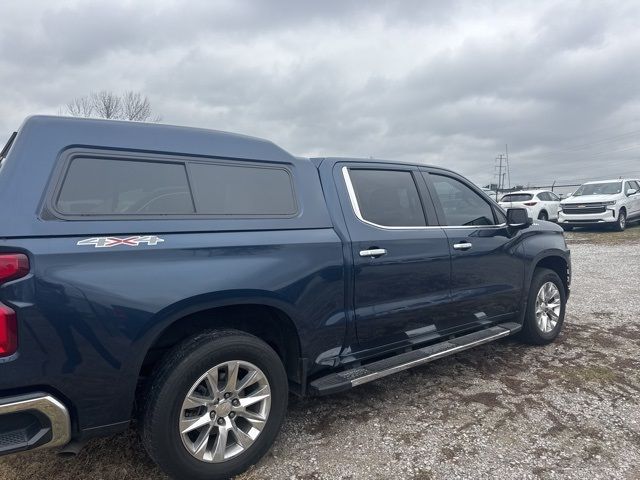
507,208,532,229
626,188,637,196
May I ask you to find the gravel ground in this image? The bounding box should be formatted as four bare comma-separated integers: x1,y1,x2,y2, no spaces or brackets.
2,225,640,480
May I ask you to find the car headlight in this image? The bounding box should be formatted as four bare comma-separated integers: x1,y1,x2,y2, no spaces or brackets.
602,200,617,206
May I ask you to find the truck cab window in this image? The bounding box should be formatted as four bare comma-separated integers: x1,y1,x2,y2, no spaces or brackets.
430,174,496,226
347,168,427,227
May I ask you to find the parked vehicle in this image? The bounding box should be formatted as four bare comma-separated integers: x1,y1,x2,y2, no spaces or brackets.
499,190,561,221
558,179,640,231
0,116,571,480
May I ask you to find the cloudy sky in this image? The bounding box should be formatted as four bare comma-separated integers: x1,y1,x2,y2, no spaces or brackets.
1,0,639,188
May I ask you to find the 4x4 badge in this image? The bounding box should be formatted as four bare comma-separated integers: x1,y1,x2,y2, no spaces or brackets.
77,236,165,248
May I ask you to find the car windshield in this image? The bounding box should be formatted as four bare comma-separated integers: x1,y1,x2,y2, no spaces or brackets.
573,182,622,196
501,194,532,202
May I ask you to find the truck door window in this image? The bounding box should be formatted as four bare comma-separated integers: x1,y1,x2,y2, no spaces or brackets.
346,168,427,227
430,174,496,226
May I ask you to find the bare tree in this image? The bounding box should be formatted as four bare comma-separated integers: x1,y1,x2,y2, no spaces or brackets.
90,91,122,119
61,91,160,122
122,91,152,121
64,96,94,117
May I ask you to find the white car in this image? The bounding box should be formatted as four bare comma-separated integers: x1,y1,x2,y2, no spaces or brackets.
558,179,640,231
499,190,561,221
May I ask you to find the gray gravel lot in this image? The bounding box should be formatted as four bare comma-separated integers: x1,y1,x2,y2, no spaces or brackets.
2,226,640,480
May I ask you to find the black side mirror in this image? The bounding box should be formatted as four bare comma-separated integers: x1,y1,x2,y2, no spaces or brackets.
507,208,532,229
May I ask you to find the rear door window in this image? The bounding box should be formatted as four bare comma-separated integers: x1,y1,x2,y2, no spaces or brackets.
347,168,427,227
56,158,195,215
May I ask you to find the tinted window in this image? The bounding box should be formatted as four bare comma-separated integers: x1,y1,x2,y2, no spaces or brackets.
501,193,533,202
630,181,640,190
57,158,194,215
548,192,560,201
348,169,426,227
431,174,496,226
189,163,296,215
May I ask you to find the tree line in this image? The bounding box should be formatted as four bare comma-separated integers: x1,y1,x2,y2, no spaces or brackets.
62,91,161,122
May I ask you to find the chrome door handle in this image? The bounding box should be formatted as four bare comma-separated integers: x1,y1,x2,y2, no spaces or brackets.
359,248,387,258
453,242,473,251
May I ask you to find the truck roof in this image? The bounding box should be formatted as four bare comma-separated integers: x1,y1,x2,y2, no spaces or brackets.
0,115,332,237
13,115,300,164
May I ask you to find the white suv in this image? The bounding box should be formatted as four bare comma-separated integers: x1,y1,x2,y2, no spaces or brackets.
499,190,561,221
558,179,640,231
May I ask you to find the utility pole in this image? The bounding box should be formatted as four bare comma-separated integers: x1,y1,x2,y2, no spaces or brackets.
505,144,510,190
494,153,508,201
493,145,511,201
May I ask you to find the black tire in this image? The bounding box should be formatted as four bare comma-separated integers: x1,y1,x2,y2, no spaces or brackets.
142,330,288,480
614,209,626,231
519,268,567,345
538,210,548,221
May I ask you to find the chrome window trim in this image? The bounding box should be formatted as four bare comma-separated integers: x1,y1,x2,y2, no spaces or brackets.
341,166,506,230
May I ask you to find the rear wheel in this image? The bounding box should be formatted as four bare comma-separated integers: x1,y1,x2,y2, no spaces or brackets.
538,210,548,221
142,330,288,480
519,268,566,345
614,209,626,231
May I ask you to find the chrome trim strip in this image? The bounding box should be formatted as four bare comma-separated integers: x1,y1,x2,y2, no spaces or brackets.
350,328,511,387
341,166,507,231
0,393,71,449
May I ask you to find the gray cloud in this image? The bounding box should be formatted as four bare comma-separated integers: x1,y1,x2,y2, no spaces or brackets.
1,0,639,188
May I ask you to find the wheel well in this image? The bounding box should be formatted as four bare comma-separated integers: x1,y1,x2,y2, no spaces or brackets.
138,304,302,385
619,206,627,215
535,256,569,294
539,210,548,217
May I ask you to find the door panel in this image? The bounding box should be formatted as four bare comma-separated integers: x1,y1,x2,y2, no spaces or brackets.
424,171,524,329
335,164,453,350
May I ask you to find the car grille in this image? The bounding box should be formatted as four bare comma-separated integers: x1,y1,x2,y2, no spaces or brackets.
562,204,607,215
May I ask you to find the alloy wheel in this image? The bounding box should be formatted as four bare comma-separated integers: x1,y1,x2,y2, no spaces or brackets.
535,281,561,333
179,360,271,463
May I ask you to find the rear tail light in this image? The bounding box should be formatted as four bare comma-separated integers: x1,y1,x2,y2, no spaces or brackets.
0,304,17,357
0,254,29,283
523,202,538,206
0,254,28,357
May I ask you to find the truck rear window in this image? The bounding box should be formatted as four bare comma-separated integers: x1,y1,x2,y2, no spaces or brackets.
56,158,195,215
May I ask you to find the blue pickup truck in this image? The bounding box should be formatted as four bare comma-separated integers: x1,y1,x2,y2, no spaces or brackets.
0,116,570,479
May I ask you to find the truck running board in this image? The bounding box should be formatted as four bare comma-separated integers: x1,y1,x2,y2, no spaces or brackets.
309,322,522,395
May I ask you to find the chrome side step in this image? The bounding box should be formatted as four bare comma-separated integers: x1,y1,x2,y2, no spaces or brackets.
0,393,71,455
309,322,521,395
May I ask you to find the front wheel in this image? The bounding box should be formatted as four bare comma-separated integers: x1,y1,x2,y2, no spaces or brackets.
614,210,626,231
142,330,288,480
519,268,567,345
